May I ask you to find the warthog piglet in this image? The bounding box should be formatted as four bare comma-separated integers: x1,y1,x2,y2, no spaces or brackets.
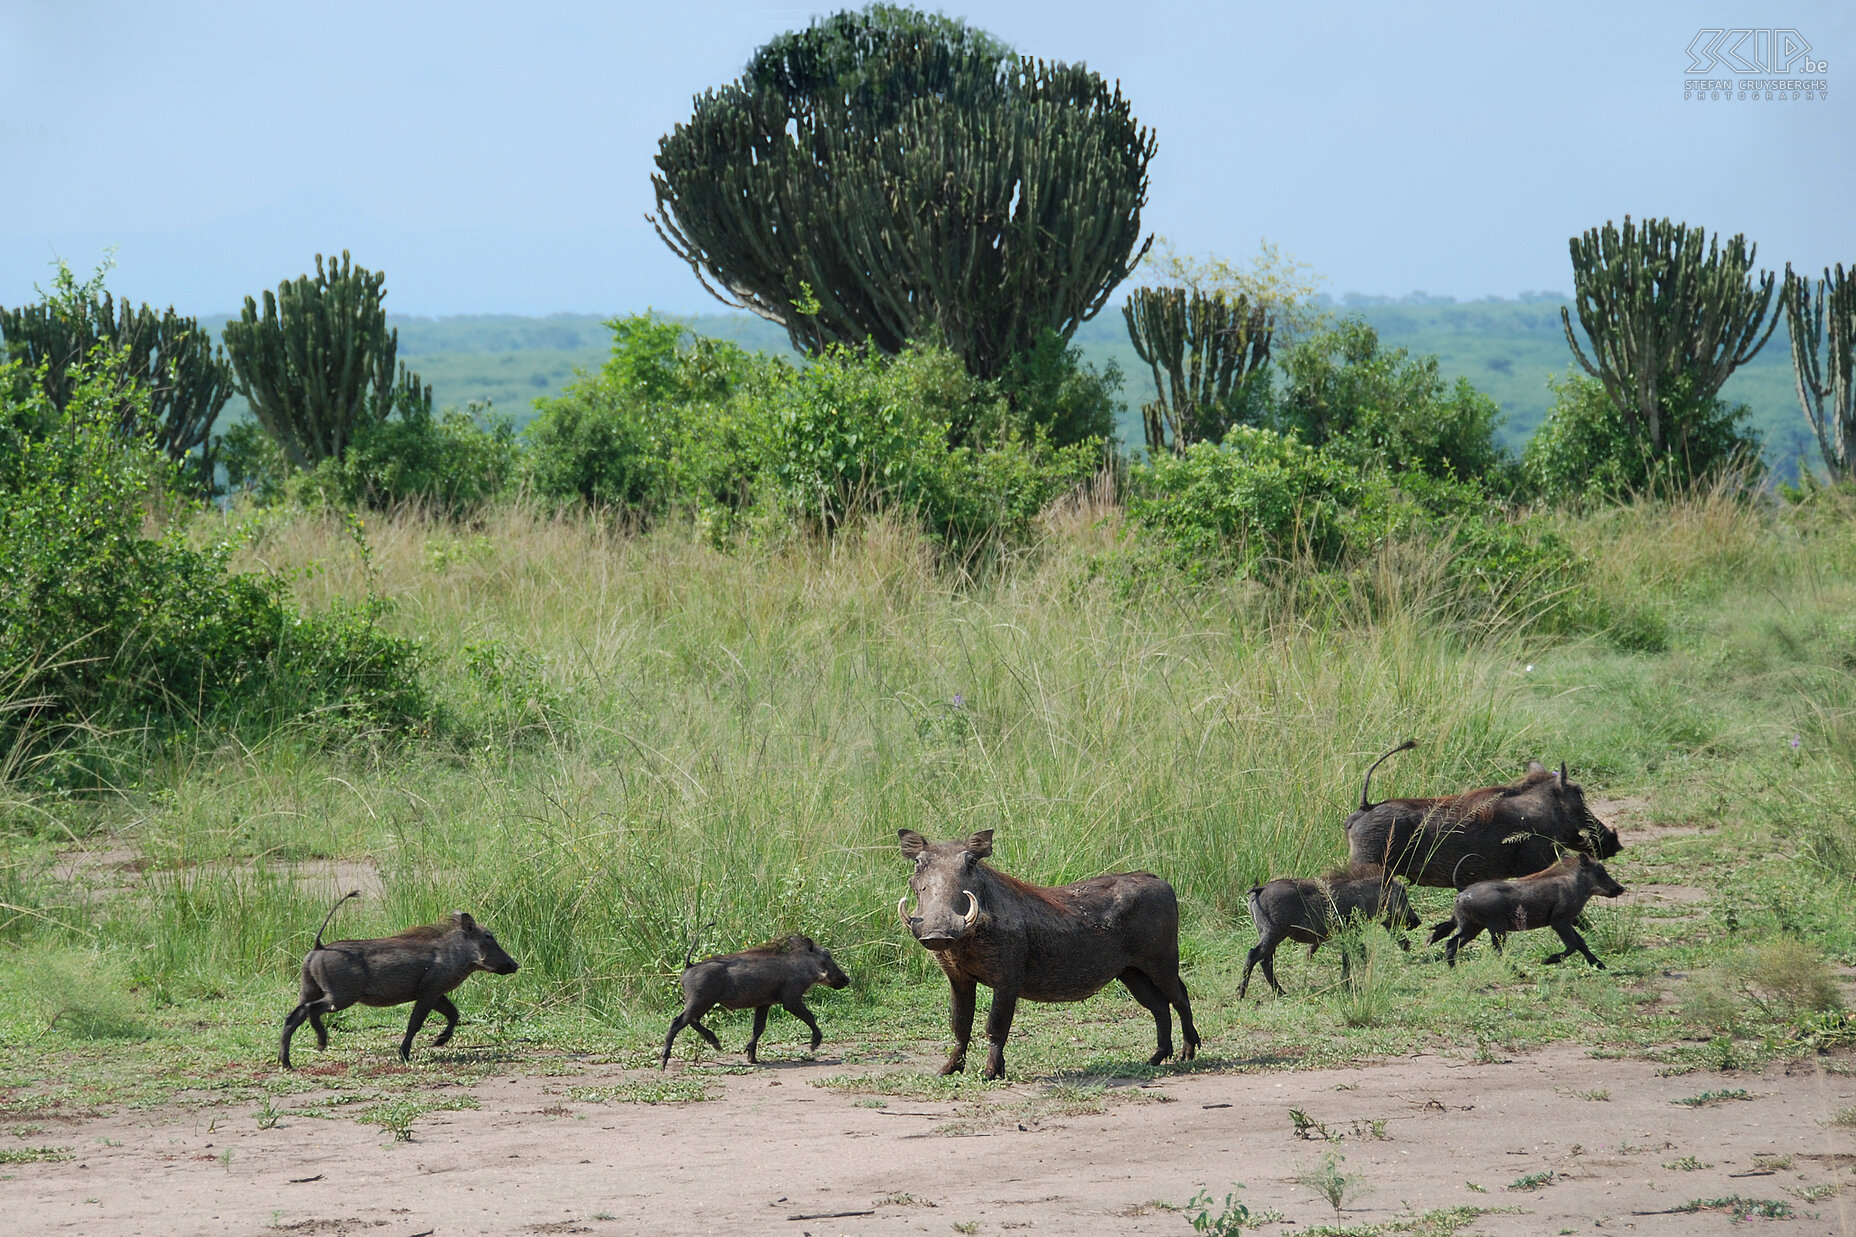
1240,866,1421,998
280,892,519,1067
661,934,850,1067
1429,853,1626,968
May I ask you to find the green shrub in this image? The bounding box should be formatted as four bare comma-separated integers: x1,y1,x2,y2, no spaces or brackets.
994,328,1124,449
0,357,431,769
753,342,1100,547
1127,426,1583,624
308,401,518,514
1275,319,1509,483
524,315,776,516
1127,426,1360,579
1523,371,1761,503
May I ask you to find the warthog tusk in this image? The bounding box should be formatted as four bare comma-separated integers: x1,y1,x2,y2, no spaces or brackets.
961,890,980,928
897,895,911,932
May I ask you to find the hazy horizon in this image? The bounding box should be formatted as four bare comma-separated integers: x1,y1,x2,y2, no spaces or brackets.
2,1,1849,317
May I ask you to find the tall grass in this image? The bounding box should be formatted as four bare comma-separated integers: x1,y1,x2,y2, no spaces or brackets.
19,501,1531,1015
19,485,1856,1034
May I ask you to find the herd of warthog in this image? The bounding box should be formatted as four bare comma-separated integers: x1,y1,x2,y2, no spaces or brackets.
278,742,1626,1076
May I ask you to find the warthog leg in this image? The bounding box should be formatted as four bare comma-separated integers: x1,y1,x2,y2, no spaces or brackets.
939,977,977,1075
982,985,1019,1080
1543,920,1605,968
428,995,461,1048
746,1006,769,1063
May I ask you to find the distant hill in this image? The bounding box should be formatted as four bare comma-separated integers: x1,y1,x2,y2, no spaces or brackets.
205,299,1814,477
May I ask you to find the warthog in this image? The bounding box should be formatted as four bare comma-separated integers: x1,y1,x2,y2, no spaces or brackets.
280,892,519,1067
1343,741,1623,889
1239,866,1421,998
1428,853,1627,967
660,933,850,1067
897,828,1199,1080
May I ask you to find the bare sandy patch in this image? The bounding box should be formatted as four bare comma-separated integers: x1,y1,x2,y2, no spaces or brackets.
9,1044,1856,1236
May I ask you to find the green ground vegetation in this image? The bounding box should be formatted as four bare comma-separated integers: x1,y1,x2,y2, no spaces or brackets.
3,475,1856,1131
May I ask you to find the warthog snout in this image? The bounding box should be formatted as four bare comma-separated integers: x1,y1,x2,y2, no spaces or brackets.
899,890,979,951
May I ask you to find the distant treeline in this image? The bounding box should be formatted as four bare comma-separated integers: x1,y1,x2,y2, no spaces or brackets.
198,299,1803,475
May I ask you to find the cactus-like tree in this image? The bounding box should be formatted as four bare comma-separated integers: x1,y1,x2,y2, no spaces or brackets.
221,252,427,469
1123,286,1272,454
1784,263,1856,479
650,5,1155,381
1561,217,1778,458
0,291,233,485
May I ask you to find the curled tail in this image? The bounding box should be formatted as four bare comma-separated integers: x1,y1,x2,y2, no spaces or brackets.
1358,739,1417,810
312,890,360,950
682,920,716,969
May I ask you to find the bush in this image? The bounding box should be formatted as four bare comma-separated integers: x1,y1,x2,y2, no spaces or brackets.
309,401,518,515
0,357,431,770
1275,319,1509,483
1524,371,1761,503
524,316,776,516
1126,426,1583,624
1127,426,1357,579
753,342,1100,548
994,328,1123,449
529,319,1102,550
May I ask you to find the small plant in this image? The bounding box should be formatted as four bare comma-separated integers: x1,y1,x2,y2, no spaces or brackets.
1507,1171,1555,1192
856,1098,887,1109
1788,1183,1838,1203
1672,1196,1794,1220
952,1222,980,1235
1295,1151,1369,1220
1570,1089,1610,1102
1350,1118,1391,1140
1753,1154,1794,1171
254,1097,280,1130
1290,1107,1338,1141
1465,1182,1488,1194
1664,1156,1711,1171
1185,1185,1252,1236
0,1147,73,1164
1675,1088,1751,1107
1829,1107,1856,1129
568,1080,710,1105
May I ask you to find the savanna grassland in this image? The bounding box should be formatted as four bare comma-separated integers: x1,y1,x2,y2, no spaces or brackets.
4,482,1856,1144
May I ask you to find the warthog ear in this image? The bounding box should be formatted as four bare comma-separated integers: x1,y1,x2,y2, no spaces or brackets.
965,829,994,858
898,829,927,858
452,910,477,931
1559,761,1568,783
1526,760,1547,774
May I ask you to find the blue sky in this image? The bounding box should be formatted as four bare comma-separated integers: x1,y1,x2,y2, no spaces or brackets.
1,0,1848,316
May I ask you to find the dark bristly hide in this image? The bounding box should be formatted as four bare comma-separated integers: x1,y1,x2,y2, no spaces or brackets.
279,896,519,1067
1344,746,1622,888
660,934,850,1067
1429,853,1628,967
897,828,1199,1080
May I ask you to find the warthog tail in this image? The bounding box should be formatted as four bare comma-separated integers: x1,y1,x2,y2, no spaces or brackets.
312,889,361,951
1426,918,1456,945
682,920,716,969
1358,739,1417,810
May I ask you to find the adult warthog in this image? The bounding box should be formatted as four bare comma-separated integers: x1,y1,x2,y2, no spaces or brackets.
1343,741,1622,889
897,829,1199,1080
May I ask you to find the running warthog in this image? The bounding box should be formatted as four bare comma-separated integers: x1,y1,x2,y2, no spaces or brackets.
1239,865,1421,998
280,893,519,1067
660,934,850,1067
896,828,1199,1080
1344,742,1622,889
1429,853,1627,967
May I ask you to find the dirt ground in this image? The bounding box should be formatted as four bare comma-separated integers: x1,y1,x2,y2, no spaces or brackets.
9,1043,1854,1237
